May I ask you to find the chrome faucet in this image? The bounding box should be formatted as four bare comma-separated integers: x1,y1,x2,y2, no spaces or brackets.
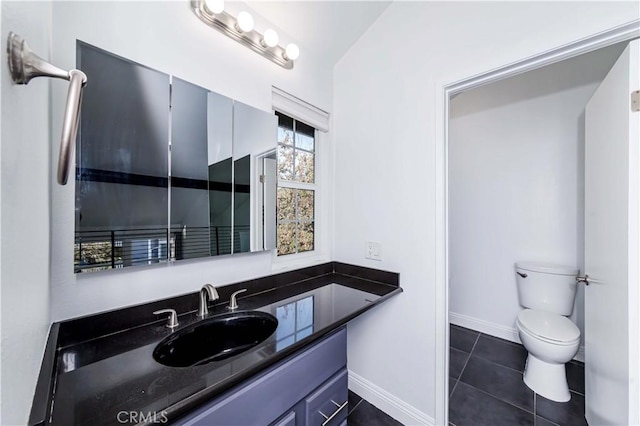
198,284,219,317
228,289,247,310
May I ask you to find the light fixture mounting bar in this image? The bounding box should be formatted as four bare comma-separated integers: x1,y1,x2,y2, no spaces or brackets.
191,0,294,70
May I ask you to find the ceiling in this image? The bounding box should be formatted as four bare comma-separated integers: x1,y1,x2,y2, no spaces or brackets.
245,1,392,65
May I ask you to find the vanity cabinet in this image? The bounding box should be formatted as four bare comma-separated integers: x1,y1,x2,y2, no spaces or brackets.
174,327,348,426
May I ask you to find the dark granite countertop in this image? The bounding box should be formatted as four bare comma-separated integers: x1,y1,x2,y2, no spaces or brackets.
30,262,401,426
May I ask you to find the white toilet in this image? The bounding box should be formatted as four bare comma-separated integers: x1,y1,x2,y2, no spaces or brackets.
514,261,581,402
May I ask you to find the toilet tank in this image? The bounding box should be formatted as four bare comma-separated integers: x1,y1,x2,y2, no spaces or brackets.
515,261,579,316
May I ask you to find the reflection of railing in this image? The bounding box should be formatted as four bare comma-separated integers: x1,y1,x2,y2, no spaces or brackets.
74,225,235,273
170,225,232,260
233,225,250,254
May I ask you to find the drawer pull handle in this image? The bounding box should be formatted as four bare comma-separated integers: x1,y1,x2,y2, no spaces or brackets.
319,399,348,426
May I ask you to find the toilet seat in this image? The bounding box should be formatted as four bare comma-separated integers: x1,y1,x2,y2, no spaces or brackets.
517,309,580,345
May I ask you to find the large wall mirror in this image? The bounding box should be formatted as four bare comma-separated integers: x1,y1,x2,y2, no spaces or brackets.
74,42,277,273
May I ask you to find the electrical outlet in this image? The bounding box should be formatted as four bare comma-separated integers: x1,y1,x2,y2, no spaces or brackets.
365,241,382,261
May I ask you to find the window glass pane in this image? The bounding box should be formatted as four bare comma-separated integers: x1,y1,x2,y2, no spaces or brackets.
295,132,314,152
278,127,294,146
298,222,314,252
295,151,314,183
296,120,315,139
276,111,294,131
277,223,297,255
277,145,294,180
297,190,314,221
277,188,296,221
275,111,317,257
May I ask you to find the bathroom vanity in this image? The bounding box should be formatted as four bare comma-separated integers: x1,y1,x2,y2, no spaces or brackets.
29,262,401,425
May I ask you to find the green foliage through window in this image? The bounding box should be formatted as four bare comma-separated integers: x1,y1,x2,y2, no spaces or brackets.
276,112,316,255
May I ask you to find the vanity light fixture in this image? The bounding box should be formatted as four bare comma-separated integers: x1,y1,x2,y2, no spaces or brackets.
284,43,300,61
191,0,298,70
204,0,224,14
262,29,279,48
235,11,255,33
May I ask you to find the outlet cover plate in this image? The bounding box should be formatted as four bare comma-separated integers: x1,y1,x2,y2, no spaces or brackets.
365,241,381,261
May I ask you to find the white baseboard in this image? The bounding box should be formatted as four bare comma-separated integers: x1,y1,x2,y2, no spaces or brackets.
450,312,521,344
348,370,434,426
574,345,585,362
449,312,585,363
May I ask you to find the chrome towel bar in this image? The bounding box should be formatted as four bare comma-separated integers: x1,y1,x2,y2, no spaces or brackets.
7,32,87,185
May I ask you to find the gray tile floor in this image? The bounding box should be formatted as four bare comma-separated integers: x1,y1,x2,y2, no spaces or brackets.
449,324,586,426
347,390,403,425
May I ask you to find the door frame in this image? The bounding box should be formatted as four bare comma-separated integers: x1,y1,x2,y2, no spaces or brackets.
435,20,640,425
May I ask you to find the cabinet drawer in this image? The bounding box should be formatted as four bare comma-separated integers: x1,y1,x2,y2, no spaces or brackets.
273,410,296,426
305,368,348,426
175,328,346,426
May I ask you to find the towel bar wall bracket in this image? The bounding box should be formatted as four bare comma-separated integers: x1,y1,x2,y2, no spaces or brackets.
7,32,87,185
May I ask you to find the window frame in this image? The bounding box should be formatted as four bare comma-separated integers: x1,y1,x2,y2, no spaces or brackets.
271,87,330,270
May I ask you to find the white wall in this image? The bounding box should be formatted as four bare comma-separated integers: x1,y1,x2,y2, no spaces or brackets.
448,44,625,354
333,2,638,424
50,1,333,321
1,2,52,424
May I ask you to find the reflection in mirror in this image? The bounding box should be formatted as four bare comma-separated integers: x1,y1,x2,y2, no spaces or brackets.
74,42,170,272
171,77,209,260
233,102,278,253
234,155,251,253
170,79,234,260
207,92,234,256
257,151,277,251
73,42,277,273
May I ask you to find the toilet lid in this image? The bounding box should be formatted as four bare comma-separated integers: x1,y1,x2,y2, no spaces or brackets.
517,309,580,343
515,261,579,276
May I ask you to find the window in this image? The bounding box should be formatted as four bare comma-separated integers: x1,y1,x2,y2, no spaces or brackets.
276,111,316,255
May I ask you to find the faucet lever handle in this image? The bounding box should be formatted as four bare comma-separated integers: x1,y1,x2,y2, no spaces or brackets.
228,289,248,310
153,309,179,329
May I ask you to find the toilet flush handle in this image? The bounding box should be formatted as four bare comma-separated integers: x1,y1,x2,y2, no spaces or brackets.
576,275,590,286
517,272,527,278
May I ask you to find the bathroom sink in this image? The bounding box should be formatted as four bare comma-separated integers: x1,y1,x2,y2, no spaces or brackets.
153,311,278,367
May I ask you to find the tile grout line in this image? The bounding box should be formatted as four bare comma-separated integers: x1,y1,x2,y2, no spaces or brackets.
454,327,584,426
459,360,581,426
473,333,585,396
458,380,537,416
449,331,480,412
348,398,364,416
451,333,480,398
459,333,481,375
450,376,460,397
471,352,525,375
465,332,535,416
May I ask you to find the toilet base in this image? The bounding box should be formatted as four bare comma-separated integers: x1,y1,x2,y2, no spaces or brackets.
523,354,571,402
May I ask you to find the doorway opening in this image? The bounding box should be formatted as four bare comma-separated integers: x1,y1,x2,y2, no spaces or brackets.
438,21,640,426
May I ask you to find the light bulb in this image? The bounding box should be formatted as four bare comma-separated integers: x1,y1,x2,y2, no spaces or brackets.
236,11,254,33
262,29,279,48
284,43,300,61
204,0,224,14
